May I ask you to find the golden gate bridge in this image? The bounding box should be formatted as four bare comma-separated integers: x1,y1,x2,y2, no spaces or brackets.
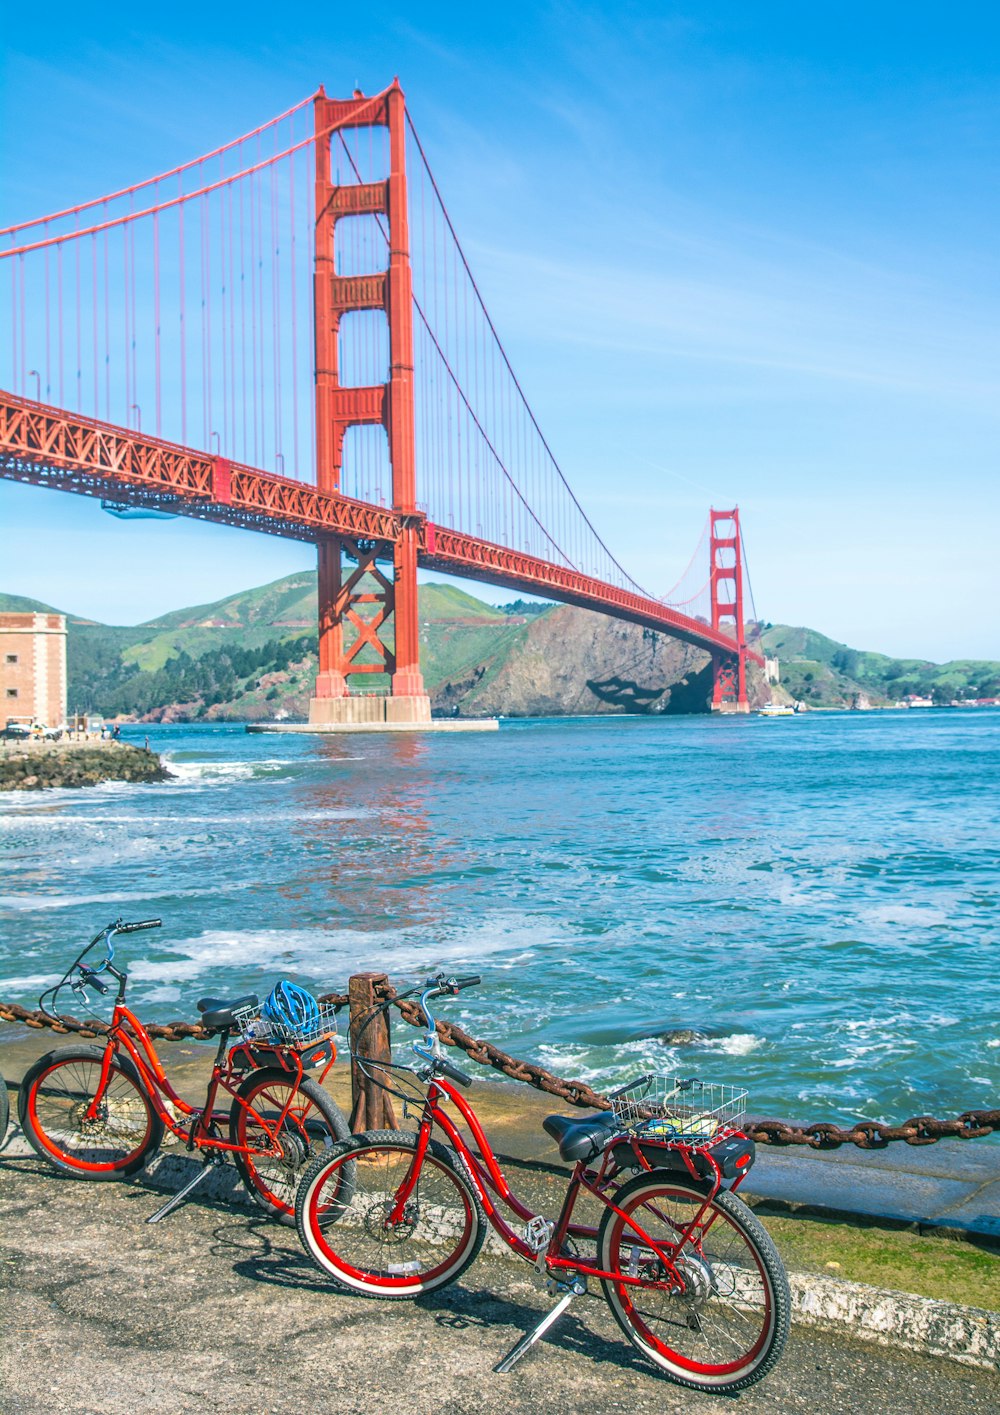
0,80,762,723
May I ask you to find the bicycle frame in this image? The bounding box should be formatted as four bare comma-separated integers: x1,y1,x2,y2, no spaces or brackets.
395,1074,745,1293
88,1001,332,1160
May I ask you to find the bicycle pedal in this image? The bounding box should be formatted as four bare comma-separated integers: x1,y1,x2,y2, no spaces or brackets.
523,1216,553,1254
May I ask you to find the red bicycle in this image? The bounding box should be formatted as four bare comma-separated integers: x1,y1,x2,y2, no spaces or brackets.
295,974,789,1393
18,918,350,1224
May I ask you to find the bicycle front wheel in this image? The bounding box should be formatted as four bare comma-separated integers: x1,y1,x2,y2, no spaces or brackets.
295,1130,486,1298
598,1174,790,1393
229,1068,351,1225
18,1044,163,1178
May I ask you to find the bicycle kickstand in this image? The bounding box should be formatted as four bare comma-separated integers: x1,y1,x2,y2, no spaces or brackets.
494,1278,586,1375
146,1153,226,1225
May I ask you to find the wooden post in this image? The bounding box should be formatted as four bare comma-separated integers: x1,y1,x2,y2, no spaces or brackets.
347,972,397,1132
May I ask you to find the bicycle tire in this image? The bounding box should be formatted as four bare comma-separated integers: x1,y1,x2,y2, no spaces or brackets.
597,1174,790,1393
18,1044,163,1179
295,1129,487,1298
229,1068,351,1225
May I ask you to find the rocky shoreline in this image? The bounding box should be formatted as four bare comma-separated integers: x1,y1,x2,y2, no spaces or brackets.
0,741,172,791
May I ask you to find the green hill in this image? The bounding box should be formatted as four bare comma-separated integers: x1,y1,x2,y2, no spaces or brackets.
0,592,68,615
9,573,542,722
4,577,997,719
760,625,1000,706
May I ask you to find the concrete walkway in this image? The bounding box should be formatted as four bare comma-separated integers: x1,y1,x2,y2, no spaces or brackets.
1,1160,998,1415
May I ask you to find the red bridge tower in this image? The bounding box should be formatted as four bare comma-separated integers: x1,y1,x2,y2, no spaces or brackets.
709,508,750,713
310,81,429,726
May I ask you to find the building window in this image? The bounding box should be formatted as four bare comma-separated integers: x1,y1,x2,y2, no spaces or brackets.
4,654,16,664
5,688,17,698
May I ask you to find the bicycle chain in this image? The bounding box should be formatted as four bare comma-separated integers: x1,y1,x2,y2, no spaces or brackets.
3,988,997,1150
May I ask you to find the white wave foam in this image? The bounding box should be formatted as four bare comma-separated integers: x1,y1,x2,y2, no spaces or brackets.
0,971,59,991
163,759,268,784
0,884,244,914
124,919,531,992
703,1033,761,1057
861,904,950,927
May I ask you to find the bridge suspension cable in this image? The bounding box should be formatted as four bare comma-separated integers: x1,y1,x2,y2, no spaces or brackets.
0,87,750,646
404,114,656,599
1,100,320,475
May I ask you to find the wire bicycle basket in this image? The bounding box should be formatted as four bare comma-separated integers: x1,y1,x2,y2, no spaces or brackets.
608,1075,747,1141
232,1000,339,1049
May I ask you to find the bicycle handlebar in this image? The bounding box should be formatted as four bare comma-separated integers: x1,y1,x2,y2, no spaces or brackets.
78,967,110,995
39,916,163,1019
421,973,481,997
435,1055,474,1088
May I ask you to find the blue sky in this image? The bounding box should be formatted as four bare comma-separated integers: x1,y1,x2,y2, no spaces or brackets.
2,2,998,660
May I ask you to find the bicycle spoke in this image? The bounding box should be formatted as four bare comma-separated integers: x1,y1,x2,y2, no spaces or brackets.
600,1178,781,1383
297,1135,485,1296
22,1050,157,1174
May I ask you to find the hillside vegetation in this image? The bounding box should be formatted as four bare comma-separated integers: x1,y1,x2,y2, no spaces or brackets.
760,624,1000,707
2,578,996,720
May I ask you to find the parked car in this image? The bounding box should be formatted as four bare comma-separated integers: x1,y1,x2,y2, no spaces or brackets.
3,717,33,740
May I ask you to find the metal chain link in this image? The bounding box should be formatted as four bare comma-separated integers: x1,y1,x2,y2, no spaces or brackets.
3,988,997,1150
373,983,1000,1151
0,995,351,1044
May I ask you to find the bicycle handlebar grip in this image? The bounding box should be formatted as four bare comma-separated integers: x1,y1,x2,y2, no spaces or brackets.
82,970,110,995
436,1056,474,1088
116,918,162,933
453,975,481,990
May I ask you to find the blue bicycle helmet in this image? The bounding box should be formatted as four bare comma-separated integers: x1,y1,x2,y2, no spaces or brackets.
261,980,321,1037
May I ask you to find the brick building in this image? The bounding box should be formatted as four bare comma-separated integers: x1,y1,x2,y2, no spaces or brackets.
0,613,68,727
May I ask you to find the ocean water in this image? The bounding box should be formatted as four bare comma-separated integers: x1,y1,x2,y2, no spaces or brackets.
1,710,997,1126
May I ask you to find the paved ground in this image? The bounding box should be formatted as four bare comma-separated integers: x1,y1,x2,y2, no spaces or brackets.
1,1156,998,1415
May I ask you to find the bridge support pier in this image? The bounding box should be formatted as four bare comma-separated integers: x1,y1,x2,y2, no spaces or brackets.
711,651,750,714
308,535,432,727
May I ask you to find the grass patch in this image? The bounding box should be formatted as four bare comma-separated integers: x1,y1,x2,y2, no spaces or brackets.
755,1208,1000,1310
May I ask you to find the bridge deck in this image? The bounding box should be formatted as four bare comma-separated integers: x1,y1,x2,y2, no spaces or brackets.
0,391,760,665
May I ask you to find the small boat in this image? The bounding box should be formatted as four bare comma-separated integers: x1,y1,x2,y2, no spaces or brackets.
758,703,796,717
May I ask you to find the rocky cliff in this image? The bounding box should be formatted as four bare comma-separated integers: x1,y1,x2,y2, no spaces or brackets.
432,605,733,716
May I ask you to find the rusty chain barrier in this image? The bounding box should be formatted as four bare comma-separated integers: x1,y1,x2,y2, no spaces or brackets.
3,982,998,1151
0,995,351,1043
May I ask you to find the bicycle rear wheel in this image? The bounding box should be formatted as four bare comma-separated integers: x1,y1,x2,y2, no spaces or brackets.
295,1130,486,1298
229,1068,351,1225
597,1174,789,1393
18,1044,163,1178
